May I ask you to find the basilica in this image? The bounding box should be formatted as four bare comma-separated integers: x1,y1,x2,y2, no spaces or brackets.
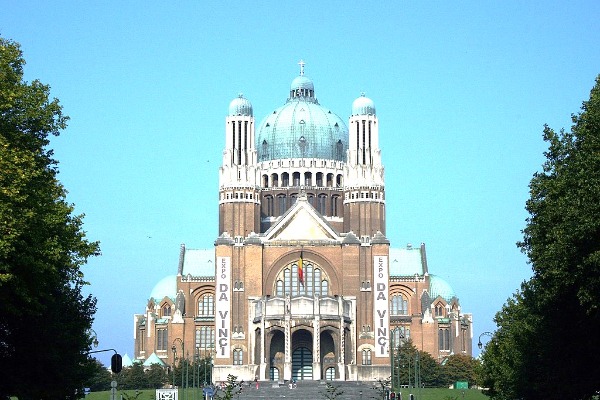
133,63,473,383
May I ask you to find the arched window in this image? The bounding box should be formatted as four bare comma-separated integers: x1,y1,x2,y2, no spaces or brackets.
304,172,312,186
391,326,410,346
265,195,274,217
438,328,450,351
282,172,289,187
316,172,323,187
262,174,269,188
274,262,329,297
271,173,279,188
317,194,327,215
390,294,408,316
362,349,372,365
162,304,171,317
277,195,286,216
331,195,339,216
435,303,445,317
195,326,215,349
198,295,215,316
233,349,243,365
293,172,300,186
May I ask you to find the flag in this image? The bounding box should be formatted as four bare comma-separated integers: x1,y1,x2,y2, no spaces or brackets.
298,251,304,284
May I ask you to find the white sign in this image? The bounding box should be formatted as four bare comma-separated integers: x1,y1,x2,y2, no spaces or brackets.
216,256,231,358
374,255,389,357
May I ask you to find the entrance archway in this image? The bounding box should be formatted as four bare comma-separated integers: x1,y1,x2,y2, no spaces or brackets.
268,330,285,381
325,367,336,380
291,329,313,380
292,347,313,380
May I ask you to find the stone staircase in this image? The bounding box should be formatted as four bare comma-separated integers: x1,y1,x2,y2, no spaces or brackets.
226,380,381,400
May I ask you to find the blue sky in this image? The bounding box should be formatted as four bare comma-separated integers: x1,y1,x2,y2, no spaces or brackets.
2,1,599,365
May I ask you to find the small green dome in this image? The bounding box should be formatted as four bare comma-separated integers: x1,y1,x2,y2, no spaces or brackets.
228,94,253,117
352,93,376,116
150,275,177,301
429,274,456,302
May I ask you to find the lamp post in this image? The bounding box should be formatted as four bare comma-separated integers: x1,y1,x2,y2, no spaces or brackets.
477,332,493,350
173,338,184,393
87,328,99,349
172,345,177,388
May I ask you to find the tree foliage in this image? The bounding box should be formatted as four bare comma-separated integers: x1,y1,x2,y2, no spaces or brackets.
481,75,600,399
0,37,100,399
440,354,480,388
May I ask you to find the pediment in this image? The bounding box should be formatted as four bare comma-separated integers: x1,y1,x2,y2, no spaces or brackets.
265,196,339,242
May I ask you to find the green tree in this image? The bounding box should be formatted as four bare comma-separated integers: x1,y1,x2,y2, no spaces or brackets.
84,358,114,392
440,354,479,388
481,75,600,399
394,339,441,388
0,37,100,399
146,363,168,389
119,364,147,390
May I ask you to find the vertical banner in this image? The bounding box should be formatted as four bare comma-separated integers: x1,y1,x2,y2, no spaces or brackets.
216,256,231,359
374,255,389,357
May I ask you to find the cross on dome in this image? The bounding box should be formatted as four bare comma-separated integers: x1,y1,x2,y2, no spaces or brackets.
298,59,305,76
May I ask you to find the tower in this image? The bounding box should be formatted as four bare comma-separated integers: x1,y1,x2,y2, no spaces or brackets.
344,94,386,237
218,94,260,237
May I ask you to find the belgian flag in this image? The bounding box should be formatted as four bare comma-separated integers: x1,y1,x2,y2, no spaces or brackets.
298,251,304,284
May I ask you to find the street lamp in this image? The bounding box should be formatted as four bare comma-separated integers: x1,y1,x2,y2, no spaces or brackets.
172,338,184,391
87,328,99,348
478,332,493,349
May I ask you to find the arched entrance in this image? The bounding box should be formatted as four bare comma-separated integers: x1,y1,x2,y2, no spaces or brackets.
268,330,285,381
292,347,312,380
320,330,337,380
325,367,336,380
292,329,313,380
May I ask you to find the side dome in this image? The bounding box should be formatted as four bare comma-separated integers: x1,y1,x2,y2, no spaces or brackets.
228,94,253,117
150,275,177,301
429,274,456,302
352,93,376,116
257,72,348,161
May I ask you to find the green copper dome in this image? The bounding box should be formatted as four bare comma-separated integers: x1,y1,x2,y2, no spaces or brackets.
150,275,177,301
352,93,376,116
229,94,253,117
256,70,348,161
429,274,456,302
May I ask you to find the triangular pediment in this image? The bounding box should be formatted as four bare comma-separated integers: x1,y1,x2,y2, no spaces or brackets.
265,195,339,242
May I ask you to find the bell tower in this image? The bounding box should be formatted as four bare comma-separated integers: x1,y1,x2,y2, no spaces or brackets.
343,93,386,236
218,94,260,237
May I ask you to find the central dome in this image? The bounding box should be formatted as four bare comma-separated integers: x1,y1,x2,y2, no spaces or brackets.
256,71,348,162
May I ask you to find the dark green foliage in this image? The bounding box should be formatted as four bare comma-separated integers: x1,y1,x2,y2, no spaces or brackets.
85,358,114,392
440,354,480,388
116,363,169,390
392,339,443,388
481,75,600,399
0,36,100,399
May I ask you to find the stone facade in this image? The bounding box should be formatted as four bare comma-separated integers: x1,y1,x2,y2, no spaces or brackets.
133,64,473,383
